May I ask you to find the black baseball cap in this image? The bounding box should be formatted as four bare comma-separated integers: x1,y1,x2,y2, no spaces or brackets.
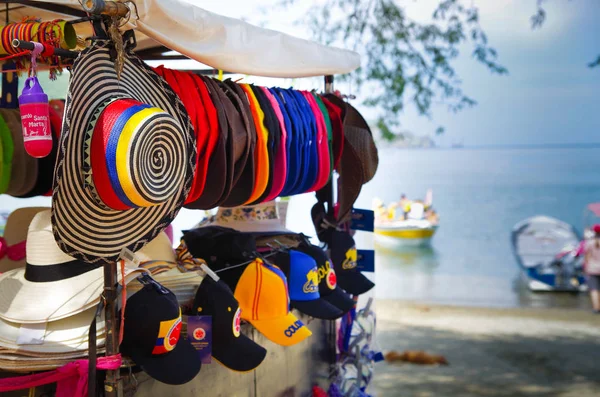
182,226,256,268
121,278,201,385
330,230,375,295
192,277,267,372
273,250,343,320
295,243,355,314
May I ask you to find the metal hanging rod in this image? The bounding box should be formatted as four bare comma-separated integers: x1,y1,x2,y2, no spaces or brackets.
82,0,129,18
12,38,79,58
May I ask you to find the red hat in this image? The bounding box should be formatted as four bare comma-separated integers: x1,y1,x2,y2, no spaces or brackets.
593,224,600,234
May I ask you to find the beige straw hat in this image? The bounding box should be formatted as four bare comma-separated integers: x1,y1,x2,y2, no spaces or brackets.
0,306,105,354
202,201,292,234
0,207,48,273
0,210,146,324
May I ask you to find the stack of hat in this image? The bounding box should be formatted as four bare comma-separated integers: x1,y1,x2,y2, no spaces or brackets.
151,65,370,211
0,210,146,372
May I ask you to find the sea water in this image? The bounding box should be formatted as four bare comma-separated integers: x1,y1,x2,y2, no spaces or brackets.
353,146,600,309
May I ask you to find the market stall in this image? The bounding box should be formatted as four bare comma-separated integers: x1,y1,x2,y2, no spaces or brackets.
0,1,379,396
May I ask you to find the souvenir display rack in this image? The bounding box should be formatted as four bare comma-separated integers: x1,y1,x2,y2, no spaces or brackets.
0,1,371,396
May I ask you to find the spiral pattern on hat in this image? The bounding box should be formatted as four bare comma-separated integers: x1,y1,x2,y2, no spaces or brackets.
51,43,195,264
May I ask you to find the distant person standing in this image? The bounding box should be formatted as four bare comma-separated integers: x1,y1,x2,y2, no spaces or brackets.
584,224,600,313
399,194,411,220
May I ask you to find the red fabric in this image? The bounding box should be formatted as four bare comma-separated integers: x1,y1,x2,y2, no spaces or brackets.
312,385,328,397
0,237,26,261
594,224,600,234
190,74,219,201
321,97,344,170
90,99,140,211
179,71,209,203
0,355,122,397
154,66,209,204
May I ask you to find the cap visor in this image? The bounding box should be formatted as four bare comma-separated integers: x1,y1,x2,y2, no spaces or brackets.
337,271,375,295
323,287,355,314
249,312,312,346
129,338,201,385
213,333,267,372
291,299,343,320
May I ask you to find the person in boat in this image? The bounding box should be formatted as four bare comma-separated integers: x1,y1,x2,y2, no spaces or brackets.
583,224,600,313
399,194,411,220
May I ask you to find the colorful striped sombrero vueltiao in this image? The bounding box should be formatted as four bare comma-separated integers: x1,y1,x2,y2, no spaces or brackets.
52,41,196,264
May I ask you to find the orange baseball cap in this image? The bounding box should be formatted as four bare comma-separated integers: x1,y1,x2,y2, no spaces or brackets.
227,258,312,346
240,84,270,204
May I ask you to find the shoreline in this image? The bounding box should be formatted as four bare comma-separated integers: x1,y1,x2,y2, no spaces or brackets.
373,300,600,396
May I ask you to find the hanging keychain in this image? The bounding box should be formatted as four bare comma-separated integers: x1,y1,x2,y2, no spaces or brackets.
19,42,52,158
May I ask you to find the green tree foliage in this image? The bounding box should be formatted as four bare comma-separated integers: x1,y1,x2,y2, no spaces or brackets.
277,0,507,139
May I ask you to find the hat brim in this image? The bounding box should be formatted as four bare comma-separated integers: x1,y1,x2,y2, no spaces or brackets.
52,42,195,264
0,207,49,273
323,287,355,314
0,305,105,353
0,266,145,323
248,312,311,347
291,298,343,320
337,271,375,296
213,333,267,372
129,337,201,385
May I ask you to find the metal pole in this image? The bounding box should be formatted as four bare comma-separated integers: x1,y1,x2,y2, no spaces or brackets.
12,39,79,58
82,0,130,18
103,262,121,397
324,75,338,217
324,75,334,95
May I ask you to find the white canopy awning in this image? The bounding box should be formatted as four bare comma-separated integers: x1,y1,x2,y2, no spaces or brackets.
23,0,361,78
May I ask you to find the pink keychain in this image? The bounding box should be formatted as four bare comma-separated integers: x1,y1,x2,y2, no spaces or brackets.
19,42,52,158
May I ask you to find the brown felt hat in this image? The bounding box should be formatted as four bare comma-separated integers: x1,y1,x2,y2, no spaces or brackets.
2,109,38,197
322,94,378,223
184,76,228,209
214,79,250,199
221,79,256,207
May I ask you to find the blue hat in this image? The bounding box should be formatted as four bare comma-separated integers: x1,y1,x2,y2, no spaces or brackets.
290,91,318,195
269,88,293,194
277,89,304,196
274,250,343,320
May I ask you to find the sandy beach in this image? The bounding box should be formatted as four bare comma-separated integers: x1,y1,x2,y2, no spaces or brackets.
373,300,600,397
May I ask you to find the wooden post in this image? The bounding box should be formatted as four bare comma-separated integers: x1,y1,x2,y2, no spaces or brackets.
103,261,122,397
83,0,130,18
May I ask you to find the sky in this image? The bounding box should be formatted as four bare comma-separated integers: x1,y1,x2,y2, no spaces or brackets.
182,0,600,146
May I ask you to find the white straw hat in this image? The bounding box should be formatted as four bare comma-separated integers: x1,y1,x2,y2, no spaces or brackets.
0,210,145,324
0,305,104,354
0,207,48,273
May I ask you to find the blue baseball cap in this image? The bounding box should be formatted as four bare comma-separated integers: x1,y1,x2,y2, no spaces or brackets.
278,89,305,196
290,91,318,195
274,250,343,320
269,88,293,195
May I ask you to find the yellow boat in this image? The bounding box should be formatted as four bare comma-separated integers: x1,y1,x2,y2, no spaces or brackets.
375,219,438,247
